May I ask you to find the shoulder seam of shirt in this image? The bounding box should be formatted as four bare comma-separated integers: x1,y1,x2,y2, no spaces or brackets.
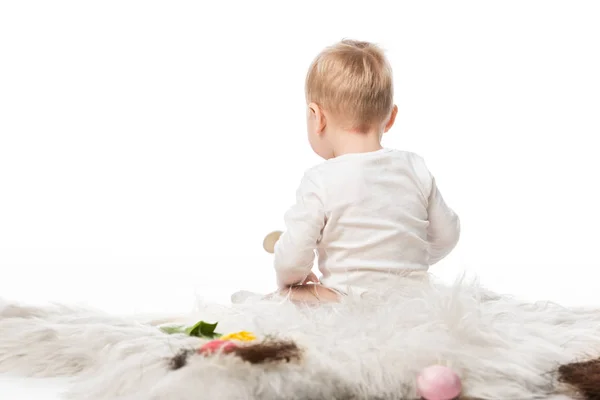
407,152,433,201
302,166,328,214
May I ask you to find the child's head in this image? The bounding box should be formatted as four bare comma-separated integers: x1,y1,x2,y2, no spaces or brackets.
305,39,398,159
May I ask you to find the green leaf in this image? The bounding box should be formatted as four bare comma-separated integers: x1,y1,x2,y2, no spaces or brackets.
185,320,222,338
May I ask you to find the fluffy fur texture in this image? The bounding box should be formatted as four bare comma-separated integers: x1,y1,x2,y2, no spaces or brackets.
0,276,599,399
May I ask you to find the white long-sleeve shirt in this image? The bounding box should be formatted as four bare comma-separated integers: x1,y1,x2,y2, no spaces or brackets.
273,148,460,294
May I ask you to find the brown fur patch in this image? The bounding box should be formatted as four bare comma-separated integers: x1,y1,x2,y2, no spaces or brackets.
168,338,301,371
169,349,194,370
558,358,600,400
232,337,302,364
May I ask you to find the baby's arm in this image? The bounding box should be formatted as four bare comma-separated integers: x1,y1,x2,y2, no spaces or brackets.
427,177,461,265
273,171,326,288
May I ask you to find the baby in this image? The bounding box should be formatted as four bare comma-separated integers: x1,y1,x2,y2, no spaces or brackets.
272,39,461,303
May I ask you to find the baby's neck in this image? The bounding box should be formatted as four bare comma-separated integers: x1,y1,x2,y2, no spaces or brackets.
331,129,383,158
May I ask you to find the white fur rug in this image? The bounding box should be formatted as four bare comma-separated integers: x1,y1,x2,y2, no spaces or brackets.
0,276,597,400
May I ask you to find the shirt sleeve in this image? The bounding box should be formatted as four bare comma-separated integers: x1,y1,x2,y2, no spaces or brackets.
427,177,461,265
273,170,326,288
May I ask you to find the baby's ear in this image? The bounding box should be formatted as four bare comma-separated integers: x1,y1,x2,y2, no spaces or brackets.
308,103,327,134
384,105,398,133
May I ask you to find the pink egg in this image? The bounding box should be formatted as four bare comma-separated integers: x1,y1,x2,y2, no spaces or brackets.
197,340,238,355
416,365,462,400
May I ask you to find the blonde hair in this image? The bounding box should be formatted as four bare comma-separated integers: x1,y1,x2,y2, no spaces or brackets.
305,39,394,131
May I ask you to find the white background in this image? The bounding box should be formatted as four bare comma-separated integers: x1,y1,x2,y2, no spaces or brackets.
1,0,600,314
1,1,599,398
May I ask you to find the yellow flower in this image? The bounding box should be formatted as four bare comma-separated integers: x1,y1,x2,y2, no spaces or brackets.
220,331,257,342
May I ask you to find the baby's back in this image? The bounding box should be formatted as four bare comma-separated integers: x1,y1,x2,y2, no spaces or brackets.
313,149,436,291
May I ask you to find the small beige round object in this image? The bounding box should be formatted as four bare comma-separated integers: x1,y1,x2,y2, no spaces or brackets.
263,230,282,254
